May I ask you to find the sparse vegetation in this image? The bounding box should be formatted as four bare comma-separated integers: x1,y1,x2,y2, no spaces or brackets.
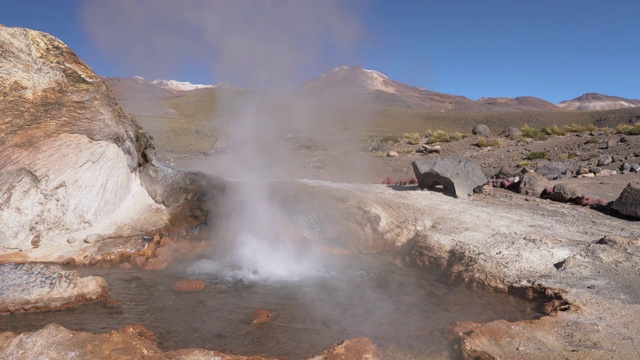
516,160,530,168
380,134,401,144
541,125,566,136
403,132,422,145
396,148,415,154
450,132,465,141
520,124,548,141
526,151,549,160
584,137,599,145
616,122,640,135
564,123,587,133
476,136,501,147
424,129,465,144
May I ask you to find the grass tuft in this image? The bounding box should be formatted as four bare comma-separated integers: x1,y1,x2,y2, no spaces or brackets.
380,134,401,144
476,136,501,147
541,125,566,136
403,132,422,145
520,124,548,141
526,151,549,160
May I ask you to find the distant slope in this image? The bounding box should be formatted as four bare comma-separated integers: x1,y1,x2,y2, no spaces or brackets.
106,76,175,100
297,66,561,112
471,96,559,111
558,93,640,110
296,65,474,112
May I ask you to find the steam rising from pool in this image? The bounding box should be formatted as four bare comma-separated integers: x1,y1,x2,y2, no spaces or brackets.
81,1,363,281
188,232,323,282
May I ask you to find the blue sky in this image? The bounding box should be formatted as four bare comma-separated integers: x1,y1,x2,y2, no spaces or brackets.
1,0,638,103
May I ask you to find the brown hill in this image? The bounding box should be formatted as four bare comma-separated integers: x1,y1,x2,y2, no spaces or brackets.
296,65,474,112
558,93,640,110
470,96,559,111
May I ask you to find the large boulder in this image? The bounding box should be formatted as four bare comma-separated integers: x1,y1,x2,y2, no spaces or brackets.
0,25,222,262
501,127,521,139
612,182,640,219
412,157,487,198
549,184,582,203
536,162,570,179
472,124,491,135
518,172,550,197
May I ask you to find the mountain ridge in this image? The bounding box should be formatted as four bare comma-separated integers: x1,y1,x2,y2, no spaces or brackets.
107,66,638,112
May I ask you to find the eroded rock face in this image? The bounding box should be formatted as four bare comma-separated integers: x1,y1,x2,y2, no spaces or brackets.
412,157,487,198
0,263,108,314
0,25,222,262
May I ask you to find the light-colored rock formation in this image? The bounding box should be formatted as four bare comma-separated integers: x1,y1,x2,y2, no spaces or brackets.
0,25,221,262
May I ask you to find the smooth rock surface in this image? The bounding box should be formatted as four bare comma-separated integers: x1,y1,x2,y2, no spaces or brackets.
412,157,487,198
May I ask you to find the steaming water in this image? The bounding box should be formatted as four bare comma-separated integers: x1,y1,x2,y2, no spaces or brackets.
0,256,540,359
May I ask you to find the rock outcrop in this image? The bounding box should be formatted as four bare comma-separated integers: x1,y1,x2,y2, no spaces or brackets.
0,263,107,314
412,157,487,198
0,25,223,262
612,182,640,219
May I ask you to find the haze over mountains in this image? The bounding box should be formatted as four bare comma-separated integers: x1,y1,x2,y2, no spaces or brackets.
107,65,639,112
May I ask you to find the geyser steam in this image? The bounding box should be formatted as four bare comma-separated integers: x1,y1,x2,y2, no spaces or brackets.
82,0,363,281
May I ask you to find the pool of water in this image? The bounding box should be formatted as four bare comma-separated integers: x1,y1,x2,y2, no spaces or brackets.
0,255,540,359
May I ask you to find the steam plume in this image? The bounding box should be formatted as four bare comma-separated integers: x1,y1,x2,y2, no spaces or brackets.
81,0,364,281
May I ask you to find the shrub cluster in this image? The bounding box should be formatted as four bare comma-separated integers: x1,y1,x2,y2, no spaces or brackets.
520,124,548,141
616,122,640,135
425,130,464,144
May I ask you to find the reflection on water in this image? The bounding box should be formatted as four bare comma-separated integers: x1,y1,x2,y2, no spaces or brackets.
0,256,540,359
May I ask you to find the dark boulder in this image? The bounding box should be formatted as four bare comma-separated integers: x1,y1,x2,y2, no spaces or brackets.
612,182,640,219
412,157,487,198
472,124,491,135
536,162,570,179
501,127,521,139
597,155,613,167
549,184,583,203
495,166,518,180
518,172,551,197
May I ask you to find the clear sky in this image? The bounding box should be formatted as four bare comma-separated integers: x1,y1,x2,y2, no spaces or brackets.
1,0,638,103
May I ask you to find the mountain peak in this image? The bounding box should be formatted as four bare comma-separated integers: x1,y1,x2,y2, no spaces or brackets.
151,79,214,91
